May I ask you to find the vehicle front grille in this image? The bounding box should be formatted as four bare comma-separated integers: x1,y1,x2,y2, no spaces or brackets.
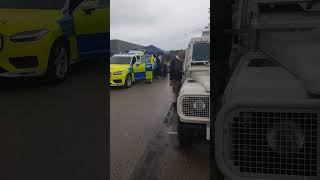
181,96,210,119
231,111,319,177
113,80,122,84
9,56,39,69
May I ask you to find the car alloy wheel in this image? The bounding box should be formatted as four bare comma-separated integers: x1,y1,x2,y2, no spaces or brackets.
126,75,132,87
46,39,70,83
54,47,68,79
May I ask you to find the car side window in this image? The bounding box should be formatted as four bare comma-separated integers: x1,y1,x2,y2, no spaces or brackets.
98,0,107,8
73,0,98,12
70,0,85,11
140,58,146,64
146,58,151,64
86,0,99,7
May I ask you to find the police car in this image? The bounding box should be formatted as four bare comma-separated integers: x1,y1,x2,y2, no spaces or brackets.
127,49,146,61
0,0,108,82
128,49,146,57
110,53,153,88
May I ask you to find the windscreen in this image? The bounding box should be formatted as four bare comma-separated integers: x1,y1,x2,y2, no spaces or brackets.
0,0,66,9
110,56,132,65
192,42,210,61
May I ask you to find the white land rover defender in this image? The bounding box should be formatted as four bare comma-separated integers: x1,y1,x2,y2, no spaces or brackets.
214,0,320,180
176,32,210,146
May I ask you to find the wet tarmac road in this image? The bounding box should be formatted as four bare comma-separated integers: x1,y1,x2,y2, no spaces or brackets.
111,78,210,180
0,59,108,180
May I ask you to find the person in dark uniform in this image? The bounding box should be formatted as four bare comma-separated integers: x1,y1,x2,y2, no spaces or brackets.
162,59,168,78
155,55,162,78
169,50,185,104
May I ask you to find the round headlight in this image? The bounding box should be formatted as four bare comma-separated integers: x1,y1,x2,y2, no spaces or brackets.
267,122,305,154
192,100,206,110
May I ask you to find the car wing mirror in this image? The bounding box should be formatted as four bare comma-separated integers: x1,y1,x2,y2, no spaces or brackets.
82,1,98,15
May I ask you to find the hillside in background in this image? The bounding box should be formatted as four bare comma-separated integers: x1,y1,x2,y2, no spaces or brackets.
110,39,181,61
110,39,145,56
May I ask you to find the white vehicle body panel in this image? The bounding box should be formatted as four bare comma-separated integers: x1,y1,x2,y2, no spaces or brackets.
176,29,211,140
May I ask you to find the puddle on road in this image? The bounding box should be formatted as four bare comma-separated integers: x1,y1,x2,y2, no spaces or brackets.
129,103,210,180
129,103,179,180
128,124,167,180
163,103,175,126
163,103,179,135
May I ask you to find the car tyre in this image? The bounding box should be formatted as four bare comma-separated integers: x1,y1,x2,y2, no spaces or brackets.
124,74,132,88
46,39,70,83
177,120,193,147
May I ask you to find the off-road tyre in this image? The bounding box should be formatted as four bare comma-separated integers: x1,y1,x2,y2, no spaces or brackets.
177,120,193,147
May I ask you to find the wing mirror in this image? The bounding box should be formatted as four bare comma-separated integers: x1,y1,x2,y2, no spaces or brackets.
82,1,98,15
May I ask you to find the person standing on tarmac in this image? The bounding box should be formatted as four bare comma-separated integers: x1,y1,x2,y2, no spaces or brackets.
150,54,156,64
159,54,163,64
158,55,163,77
169,50,185,104
155,55,162,79
151,54,157,77
161,57,168,78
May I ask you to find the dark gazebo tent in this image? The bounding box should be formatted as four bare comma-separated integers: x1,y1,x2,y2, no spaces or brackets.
145,45,168,56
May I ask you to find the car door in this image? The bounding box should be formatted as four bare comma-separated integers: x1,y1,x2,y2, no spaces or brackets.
130,56,137,81
132,56,146,80
142,56,153,80
72,0,109,58
144,56,153,73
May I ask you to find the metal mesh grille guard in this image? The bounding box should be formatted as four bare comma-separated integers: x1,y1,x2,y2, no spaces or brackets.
231,111,319,177
181,96,210,119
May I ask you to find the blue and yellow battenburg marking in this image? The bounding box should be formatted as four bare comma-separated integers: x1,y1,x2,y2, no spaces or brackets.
0,0,109,77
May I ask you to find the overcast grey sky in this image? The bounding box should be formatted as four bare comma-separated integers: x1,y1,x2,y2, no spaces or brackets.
110,0,210,50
